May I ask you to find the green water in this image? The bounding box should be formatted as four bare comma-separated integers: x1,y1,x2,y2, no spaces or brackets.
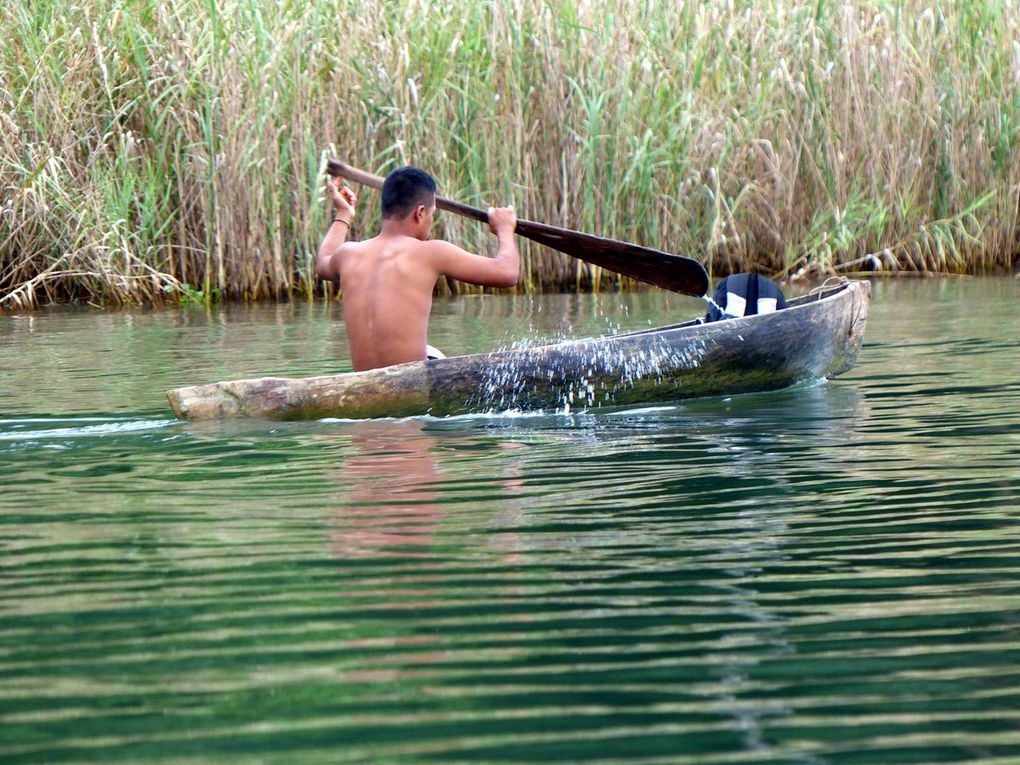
2,279,1019,763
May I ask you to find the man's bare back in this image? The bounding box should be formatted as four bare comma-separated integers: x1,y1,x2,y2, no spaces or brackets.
316,167,520,372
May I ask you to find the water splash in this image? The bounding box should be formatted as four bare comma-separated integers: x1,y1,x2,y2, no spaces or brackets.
470,331,709,415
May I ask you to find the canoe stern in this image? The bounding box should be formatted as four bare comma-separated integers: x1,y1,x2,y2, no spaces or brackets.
168,364,433,420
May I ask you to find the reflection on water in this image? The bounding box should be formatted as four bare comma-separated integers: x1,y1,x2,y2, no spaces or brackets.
1,279,1019,763
328,421,444,559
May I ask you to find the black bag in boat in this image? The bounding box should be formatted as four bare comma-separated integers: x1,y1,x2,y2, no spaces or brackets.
705,273,787,322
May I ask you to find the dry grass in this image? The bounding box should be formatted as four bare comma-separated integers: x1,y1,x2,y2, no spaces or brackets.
2,0,1018,308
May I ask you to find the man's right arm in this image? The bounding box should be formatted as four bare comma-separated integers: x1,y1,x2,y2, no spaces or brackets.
426,206,520,288
316,179,357,282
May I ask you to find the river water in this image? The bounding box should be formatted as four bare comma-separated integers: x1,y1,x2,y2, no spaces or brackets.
2,278,1018,763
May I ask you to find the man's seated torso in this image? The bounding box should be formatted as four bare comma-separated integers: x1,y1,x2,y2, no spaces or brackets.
338,236,437,371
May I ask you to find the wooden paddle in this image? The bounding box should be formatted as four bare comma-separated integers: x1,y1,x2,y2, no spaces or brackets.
326,159,710,297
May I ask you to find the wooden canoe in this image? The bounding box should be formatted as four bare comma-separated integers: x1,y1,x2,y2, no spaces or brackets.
167,280,871,421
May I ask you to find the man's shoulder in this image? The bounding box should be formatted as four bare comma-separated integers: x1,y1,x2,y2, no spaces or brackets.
418,237,456,249
411,238,465,264
418,238,470,257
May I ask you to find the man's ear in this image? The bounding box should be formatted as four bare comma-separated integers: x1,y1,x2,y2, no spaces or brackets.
414,205,425,223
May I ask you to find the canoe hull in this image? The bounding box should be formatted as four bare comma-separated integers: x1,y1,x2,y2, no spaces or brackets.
167,280,871,420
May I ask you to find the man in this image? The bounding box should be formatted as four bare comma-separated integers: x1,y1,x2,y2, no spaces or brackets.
316,166,520,372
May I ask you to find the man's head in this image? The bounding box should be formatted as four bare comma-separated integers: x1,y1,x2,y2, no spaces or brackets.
381,166,436,237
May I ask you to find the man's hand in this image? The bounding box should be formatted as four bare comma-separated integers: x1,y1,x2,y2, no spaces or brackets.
317,178,358,281
327,177,357,223
487,206,517,237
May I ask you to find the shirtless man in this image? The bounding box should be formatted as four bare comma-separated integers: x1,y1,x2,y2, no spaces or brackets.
316,166,520,372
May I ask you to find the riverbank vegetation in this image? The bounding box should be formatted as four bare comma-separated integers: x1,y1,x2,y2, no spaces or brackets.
2,0,1018,307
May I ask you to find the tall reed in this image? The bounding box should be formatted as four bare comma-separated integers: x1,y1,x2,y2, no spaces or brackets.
2,0,1018,308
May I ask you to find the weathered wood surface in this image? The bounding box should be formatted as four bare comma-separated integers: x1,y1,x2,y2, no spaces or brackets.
167,280,871,421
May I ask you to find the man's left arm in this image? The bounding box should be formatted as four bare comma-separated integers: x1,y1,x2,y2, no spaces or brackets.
316,178,357,281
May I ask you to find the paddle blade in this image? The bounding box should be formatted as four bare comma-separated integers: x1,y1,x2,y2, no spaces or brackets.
515,222,709,296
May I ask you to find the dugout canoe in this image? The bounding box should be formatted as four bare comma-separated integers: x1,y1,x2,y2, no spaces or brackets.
167,279,870,421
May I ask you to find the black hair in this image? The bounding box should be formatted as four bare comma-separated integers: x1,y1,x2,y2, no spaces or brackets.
381,166,437,219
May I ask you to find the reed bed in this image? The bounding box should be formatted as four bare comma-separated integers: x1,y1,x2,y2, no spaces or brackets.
1,0,1018,308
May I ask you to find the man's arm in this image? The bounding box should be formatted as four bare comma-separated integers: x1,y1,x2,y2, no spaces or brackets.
426,206,520,288
316,178,357,282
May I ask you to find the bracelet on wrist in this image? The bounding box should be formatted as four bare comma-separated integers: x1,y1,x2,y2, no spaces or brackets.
332,217,350,227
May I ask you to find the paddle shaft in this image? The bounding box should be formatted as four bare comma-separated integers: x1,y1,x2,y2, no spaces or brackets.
328,160,490,225
326,159,709,296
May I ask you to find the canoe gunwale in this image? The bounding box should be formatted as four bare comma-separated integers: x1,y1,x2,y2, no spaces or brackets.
612,280,854,340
